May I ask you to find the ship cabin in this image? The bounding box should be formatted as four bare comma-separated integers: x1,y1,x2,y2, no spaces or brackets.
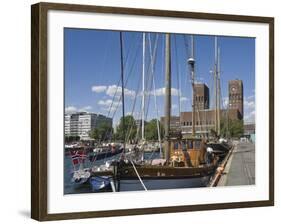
169,137,207,168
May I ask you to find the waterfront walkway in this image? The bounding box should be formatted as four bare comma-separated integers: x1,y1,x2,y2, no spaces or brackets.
218,141,255,186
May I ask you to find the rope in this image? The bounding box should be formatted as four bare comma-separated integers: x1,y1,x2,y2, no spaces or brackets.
129,160,148,191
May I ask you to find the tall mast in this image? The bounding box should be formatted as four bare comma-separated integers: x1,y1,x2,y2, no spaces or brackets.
188,35,196,137
217,46,221,136
164,34,171,162
148,34,163,158
120,32,126,151
214,36,218,133
141,33,146,141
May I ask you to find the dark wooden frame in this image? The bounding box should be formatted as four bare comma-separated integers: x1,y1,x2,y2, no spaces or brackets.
31,2,274,221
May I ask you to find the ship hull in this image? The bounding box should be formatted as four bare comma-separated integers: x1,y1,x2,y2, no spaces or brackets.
116,165,216,191
118,175,211,191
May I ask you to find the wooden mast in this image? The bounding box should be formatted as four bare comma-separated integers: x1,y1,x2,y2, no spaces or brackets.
164,34,171,162
141,33,146,141
214,37,218,133
188,35,196,137
119,32,126,151
217,46,221,136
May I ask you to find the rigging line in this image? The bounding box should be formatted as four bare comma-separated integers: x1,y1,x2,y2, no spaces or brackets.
106,35,140,117
135,100,144,142
125,65,143,143
123,33,140,69
131,33,157,144
148,33,162,156
97,34,141,145
173,34,182,116
182,34,193,112
143,35,155,121
121,38,145,143
99,33,137,95
144,34,160,122
110,37,143,119
196,104,203,135
123,35,145,142
108,34,142,118
129,160,148,191
142,36,159,141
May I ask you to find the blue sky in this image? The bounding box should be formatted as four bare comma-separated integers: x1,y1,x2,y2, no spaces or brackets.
64,28,255,126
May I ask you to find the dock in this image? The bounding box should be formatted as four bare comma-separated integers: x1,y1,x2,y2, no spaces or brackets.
217,141,255,186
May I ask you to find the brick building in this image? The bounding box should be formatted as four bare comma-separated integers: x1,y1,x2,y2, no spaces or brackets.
194,83,210,110
180,108,241,135
160,80,244,136
229,79,243,119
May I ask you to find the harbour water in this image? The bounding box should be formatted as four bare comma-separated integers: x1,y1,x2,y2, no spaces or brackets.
64,151,161,194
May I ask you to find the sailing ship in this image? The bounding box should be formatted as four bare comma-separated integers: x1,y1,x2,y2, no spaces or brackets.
206,37,232,158
92,33,223,192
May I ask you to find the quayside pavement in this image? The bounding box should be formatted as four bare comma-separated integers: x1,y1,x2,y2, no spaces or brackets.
218,141,255,186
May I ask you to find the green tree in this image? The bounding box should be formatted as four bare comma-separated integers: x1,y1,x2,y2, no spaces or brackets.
89,122,113,141
115,115,137,141
220,118,244,138
145,119,164,141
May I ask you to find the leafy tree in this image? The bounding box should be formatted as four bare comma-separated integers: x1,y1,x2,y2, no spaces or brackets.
89,122,113,141
144,119,164,141
220,118,244,138
114,115,137,141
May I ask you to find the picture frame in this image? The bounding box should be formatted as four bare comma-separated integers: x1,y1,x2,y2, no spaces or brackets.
31,2,274,221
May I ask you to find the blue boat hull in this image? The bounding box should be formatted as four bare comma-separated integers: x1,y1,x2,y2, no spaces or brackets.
90,176,111,191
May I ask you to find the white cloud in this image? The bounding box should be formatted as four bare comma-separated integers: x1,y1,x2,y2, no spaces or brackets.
65,105,93,114
106,85,136,98
79,106,92,112
98,99,118,107
180,97,188,102
244,110,255,123
98,99,120,111
244,95,255,123
244,99,255,110
92,85,136,99
154,87,180,96
222,97,229,108
172,104,178,110
246,95,255,100
65,106,77,113
91,85,107,93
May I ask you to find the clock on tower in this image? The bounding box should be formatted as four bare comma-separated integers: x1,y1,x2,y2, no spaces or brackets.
228,80,243,119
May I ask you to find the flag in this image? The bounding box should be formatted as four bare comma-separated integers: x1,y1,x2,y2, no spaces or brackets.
70,150,87,165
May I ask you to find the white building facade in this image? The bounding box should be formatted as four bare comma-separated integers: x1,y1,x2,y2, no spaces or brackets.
64,112,112,140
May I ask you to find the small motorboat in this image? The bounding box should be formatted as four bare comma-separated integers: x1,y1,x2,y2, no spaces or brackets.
90,176,111,192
